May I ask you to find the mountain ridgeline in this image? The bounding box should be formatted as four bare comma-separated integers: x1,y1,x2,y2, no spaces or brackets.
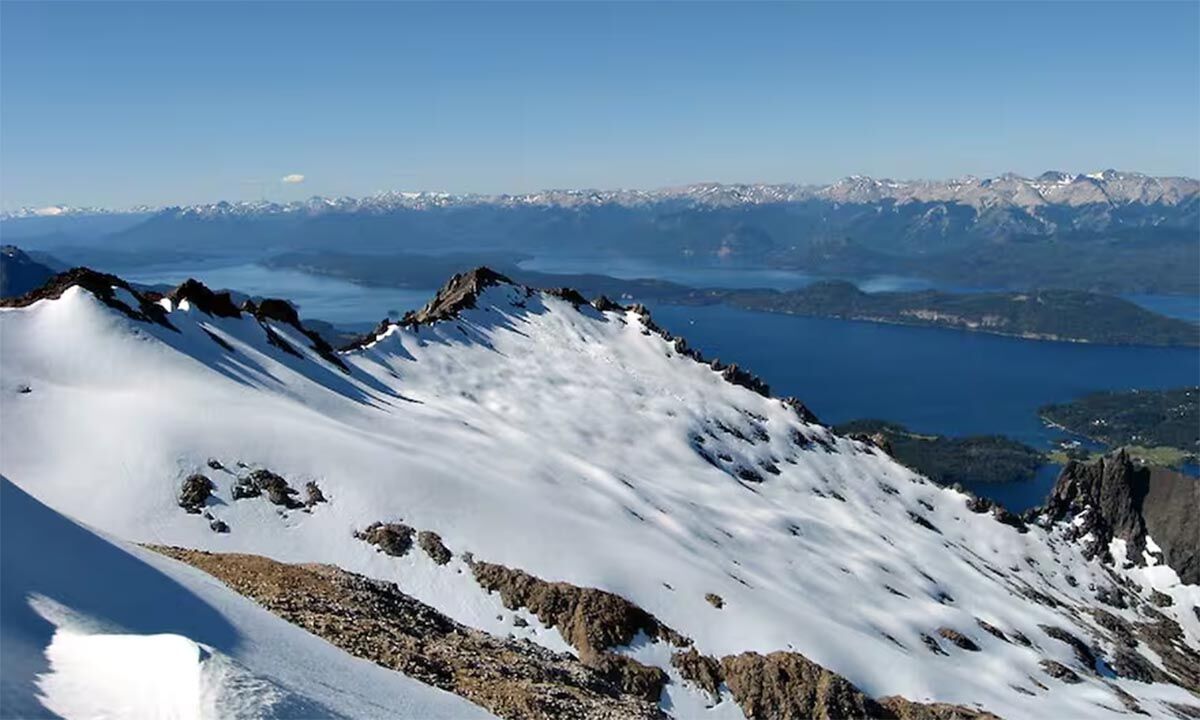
5,170,1199,295
3,265,1200,719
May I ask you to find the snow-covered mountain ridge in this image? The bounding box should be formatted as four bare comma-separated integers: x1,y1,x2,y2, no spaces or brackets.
1,268,1198,718
4,170,1195,220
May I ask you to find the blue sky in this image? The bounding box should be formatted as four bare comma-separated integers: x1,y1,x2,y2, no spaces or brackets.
2,1,1197,209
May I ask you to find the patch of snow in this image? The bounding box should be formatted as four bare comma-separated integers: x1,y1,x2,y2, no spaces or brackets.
3,281,1199,718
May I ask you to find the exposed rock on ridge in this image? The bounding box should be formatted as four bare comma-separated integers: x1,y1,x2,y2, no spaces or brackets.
0,267,176,329
1042,450,1199,584
149,547,667,720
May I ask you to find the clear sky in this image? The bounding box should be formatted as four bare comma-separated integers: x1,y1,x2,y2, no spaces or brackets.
2,1,1197,209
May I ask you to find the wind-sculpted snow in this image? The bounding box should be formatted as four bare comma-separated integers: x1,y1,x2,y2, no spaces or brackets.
2,269,1199,718
0,478,494,719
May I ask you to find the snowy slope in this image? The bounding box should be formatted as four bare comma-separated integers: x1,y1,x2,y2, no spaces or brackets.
0,477,495,719
2,271,1198,718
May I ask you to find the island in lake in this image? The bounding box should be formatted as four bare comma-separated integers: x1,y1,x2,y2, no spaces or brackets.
261,250,1200,348
690,282,1200,347
1041,387,1200,468
833,419,1045,485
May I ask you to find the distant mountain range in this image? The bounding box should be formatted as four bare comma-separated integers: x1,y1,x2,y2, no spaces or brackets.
4,170,1197,295
5,170,1197,220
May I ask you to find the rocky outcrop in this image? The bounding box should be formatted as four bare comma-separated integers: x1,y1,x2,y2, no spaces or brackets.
177,474,214,514
148,547,665,720
671,648,723,702
303,481,326,507
166,279,241,318
417,530,452,565
244,296,351,373
704,593,725,609
232,469,303,509
936,627,980,652
1039,659,1081,684
591,295,623,312
545,287,588,306
1134,611,1200,693
876,697,1000,720
403,267,513,325
718,652,1000,720
1042,450,1199,583
0,267,176,330
355,522,415,557
720,650,875,720
469,560,690,657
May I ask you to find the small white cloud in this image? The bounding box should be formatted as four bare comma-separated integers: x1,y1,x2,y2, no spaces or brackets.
280,174,305,184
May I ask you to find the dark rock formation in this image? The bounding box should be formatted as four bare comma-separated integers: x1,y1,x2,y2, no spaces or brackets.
166,279,241,318
591,295,623,312
719,363,770,397
418,530,452,565
705,593,725,609
232,469,303,509
586,653,668,704
355,522,415,557
782,396,821,425
303,481,326,507
1043,450,1199,583
671,648,723,703
0,267,176,330
1039,625,1097,671
178,474,214,514
1039,659,1082,684
937,627,980,652
975,619,1008,643
1135,611,1200,693
545,287,588,306
254,298,302,326
403,267,513,325
209,518,230,533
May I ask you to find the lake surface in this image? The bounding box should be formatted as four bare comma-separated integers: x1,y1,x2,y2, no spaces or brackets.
646,303,1199,510
125,261,1198,512
520,255,1200,321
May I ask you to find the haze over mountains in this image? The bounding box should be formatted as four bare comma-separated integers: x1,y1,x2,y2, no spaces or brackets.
6,170,1196,296
6,170,1196,219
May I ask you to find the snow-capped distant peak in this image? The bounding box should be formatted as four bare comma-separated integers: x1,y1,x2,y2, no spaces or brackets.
5,170,1194,221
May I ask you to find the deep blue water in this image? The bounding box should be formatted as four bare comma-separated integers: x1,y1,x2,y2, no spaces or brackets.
647,303,1199,511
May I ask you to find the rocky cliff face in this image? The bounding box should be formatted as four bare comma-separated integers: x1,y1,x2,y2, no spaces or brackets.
1044,450,1199,584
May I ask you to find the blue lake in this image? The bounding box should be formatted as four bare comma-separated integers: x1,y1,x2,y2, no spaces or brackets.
646,303,1199,510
